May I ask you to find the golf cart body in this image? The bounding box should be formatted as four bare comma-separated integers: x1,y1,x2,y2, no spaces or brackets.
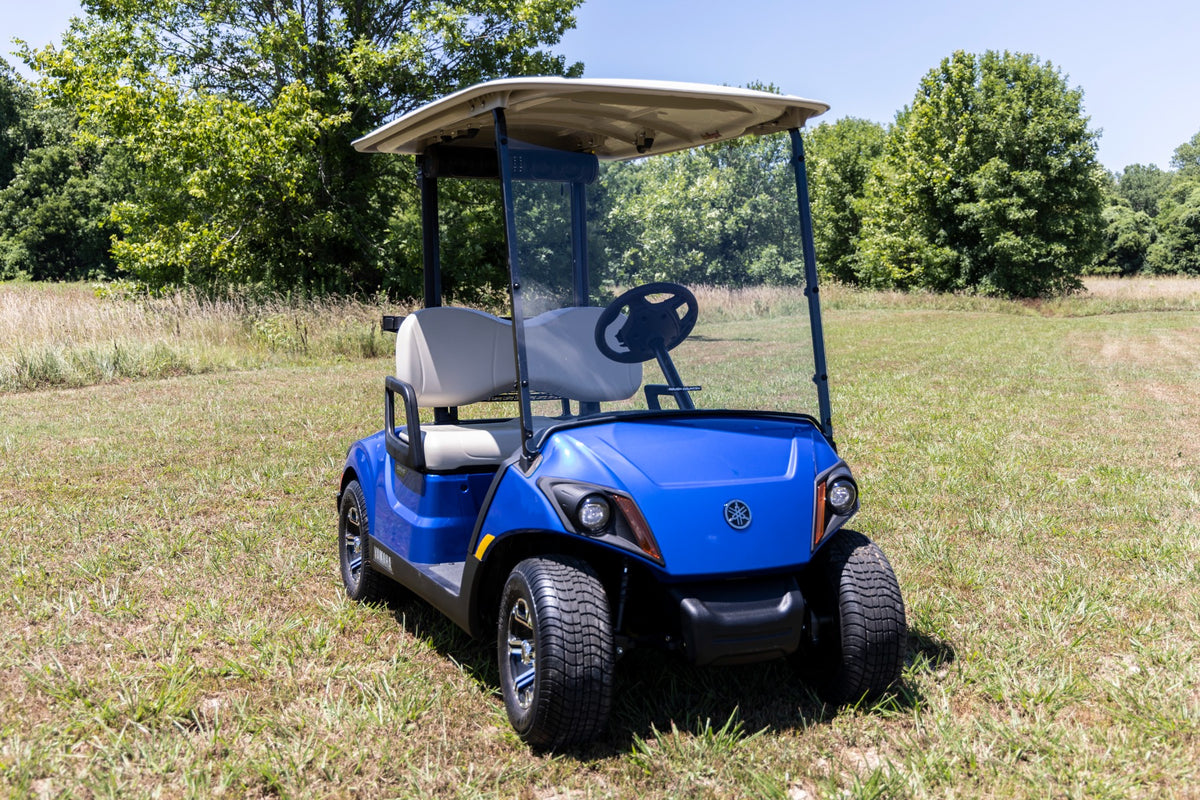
338,78,905,748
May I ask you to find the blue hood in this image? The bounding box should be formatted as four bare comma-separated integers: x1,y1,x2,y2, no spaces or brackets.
534,414,843,578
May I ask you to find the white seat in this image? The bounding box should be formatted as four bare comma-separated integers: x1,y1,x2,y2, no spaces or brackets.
399,417,557,470
393,306,641,470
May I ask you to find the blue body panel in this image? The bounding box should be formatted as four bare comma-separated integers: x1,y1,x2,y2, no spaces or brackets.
344,431,492,565
346,413,843,592
478,414,842,579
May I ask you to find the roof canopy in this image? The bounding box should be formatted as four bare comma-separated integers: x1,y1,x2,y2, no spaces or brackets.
353,78,830,161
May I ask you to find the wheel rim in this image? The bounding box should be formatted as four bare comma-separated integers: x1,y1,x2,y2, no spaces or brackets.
342,503,363,591
506,597,537,709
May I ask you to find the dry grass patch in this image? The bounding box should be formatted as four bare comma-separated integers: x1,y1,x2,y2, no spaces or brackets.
1082,275,1200,302
0,282,410,391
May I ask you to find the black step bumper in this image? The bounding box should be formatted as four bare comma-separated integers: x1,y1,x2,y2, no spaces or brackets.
670,576,807,666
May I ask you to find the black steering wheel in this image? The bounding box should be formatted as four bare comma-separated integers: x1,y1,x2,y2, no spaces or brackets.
594,282,698,364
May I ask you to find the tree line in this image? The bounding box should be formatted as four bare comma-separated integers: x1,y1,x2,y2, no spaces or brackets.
1,2,1198,299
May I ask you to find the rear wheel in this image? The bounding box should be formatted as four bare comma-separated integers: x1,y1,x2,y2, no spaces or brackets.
802,530,906,705
338,480,390,604
497,555,614,749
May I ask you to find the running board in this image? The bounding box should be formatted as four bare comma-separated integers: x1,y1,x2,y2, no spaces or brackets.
369,538,474,632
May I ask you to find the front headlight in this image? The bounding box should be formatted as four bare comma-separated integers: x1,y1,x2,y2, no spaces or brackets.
576,494,612,532
539,479,665,565
827,478,857,515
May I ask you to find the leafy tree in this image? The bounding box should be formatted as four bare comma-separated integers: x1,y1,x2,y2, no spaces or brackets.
0,65,129,281
0,134,131,281
1116,163,1171,217
805,117,887,283
856,50,1105,298
1145,178,1200,274
1,62,39,190
1171,131,1200,177
1092,202,1155,276
27,0,582,293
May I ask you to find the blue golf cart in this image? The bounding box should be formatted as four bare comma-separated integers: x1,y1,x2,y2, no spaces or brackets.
337,78,906,749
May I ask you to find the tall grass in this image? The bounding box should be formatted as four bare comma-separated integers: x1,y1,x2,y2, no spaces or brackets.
0,282,414,392
694,275,1200,321
5,276,1199,393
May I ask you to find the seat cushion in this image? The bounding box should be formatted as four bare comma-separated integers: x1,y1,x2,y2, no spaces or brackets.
400,417,557,470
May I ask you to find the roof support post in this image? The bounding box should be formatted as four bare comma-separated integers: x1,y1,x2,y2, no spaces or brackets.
417,155,455,424
494,108,537,465
418,155,442,308
788,128,835,446
570,180,589,308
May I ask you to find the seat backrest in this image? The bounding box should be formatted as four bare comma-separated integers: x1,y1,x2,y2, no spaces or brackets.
395,306,641,408
525,306,641,403
395,307,513,407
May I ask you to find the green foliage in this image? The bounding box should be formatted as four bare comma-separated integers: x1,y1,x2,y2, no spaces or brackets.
388,178,508,301
0,66,129,281
0,63,38,190
0,139,129,281
805,117,887,283
25,0,582,293
1116,163,1171,217
1170,130,1200,176
1092,202,1155,276
1145,178,1200,274
857,50,1105,298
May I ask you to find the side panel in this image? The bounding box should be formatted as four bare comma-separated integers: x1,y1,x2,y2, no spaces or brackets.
377,466,492,565
344,429,493,565
475,466,572,547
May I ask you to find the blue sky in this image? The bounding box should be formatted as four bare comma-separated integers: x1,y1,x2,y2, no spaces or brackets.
5,0,1198,172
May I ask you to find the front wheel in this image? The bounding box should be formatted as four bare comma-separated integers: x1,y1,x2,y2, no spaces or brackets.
801,530,907,705
338,480,391,604
497,555,614,749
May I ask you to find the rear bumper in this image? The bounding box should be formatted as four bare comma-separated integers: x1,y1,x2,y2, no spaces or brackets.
670,576,807,666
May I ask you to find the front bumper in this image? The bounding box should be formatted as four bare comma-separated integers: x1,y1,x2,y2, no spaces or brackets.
670,576,807,666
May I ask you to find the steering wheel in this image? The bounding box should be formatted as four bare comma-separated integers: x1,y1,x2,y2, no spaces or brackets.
594,282,698,364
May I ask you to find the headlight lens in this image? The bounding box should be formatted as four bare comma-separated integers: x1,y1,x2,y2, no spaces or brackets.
827,478,857,515
576,494,612,532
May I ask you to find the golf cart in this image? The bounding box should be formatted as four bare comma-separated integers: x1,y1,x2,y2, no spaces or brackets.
337,78,906,749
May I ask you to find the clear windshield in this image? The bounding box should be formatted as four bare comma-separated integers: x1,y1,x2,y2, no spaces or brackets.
505,136,821,420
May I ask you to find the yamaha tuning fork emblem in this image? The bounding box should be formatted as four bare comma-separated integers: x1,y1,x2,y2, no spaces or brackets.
723,499,752,530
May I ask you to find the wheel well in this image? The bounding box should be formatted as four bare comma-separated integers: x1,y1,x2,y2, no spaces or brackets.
337,468,359,511
473,532,629,636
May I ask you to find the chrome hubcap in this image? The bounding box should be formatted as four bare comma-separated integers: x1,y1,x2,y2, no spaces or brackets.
506,598,536,709
343,504,363,587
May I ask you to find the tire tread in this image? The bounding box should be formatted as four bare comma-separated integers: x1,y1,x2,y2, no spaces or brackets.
815,530,907,705
499,555,614,749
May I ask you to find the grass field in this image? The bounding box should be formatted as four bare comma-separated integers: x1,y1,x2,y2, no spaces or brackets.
1,278,1198,798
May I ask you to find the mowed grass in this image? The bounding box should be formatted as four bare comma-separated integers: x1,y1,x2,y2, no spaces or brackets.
1,278,1198,798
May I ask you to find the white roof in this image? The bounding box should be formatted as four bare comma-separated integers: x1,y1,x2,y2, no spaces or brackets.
353,77,829,161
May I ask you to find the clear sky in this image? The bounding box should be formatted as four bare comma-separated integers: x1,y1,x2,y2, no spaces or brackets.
4,0,1198,172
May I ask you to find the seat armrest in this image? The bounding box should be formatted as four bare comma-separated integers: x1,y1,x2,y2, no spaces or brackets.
385,376,425,471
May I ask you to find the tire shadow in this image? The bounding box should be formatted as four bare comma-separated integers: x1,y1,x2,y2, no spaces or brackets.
386,593,954,758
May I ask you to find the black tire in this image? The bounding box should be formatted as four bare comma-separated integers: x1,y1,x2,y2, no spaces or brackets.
803,530,906,705
338,480,390,604
497,555,614,749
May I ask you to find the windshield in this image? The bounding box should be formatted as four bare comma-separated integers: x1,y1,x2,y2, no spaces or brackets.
501,136,821,421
